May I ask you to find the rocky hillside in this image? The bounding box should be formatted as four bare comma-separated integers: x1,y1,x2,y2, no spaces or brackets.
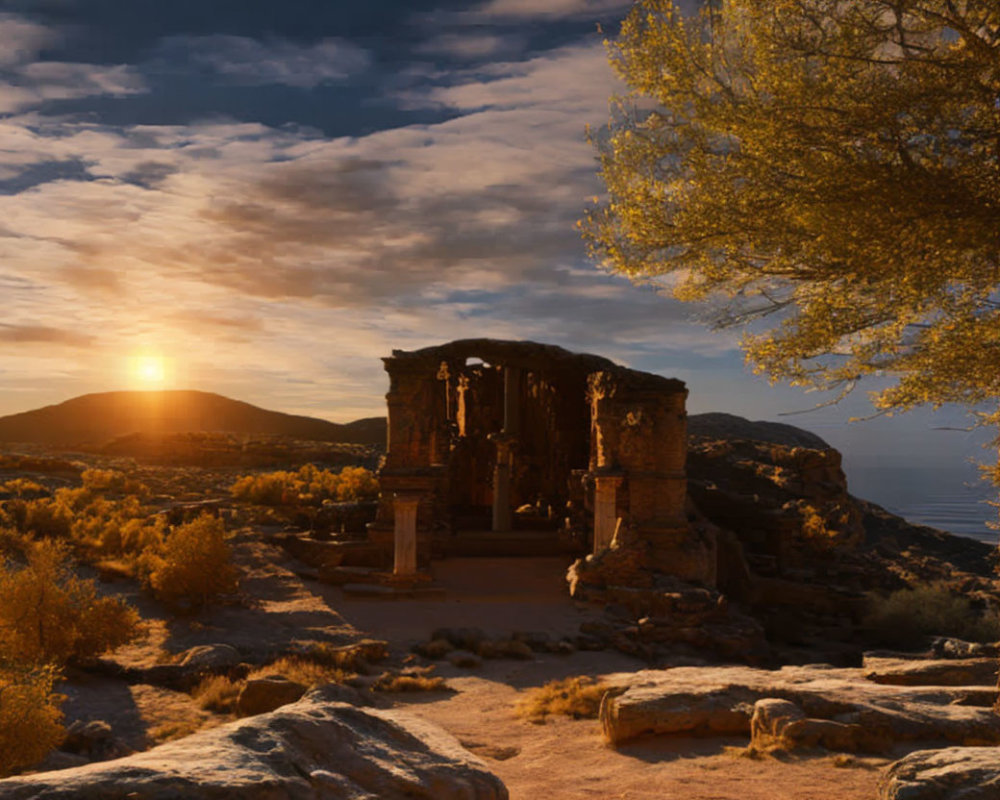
685,413,997,662
0,391,386,447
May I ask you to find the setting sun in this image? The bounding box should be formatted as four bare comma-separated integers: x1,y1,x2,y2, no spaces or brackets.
132,355,167,386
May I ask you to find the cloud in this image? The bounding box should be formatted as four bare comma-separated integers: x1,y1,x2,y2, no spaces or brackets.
158,35,371,88
415,33,523,60
470,0,631,19
0,15,57,67
19,62,146,100
0,324,95,348
0,35,733,420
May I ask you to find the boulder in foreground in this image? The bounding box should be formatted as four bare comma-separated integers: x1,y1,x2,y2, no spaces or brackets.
878,747,1000,799
601,664,1000,752
0,686,508,800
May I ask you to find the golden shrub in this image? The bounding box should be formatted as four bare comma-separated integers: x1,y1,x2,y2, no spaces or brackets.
0,479,47,498
145,513,238,610
7,497,74,539
229,465,378,507
515,677,610,721
0,663,64,777
0,540,140,666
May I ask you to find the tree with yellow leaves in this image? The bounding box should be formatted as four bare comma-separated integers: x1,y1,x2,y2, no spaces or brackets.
583,0,1000,422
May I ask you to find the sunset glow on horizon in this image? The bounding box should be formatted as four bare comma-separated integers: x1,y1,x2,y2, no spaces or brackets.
0,0,988,499
128,355,169,389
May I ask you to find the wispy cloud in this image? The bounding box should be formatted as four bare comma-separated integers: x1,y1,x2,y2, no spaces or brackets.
470,0,631,20
0,21,732,419
0,324,96,348
157,35,371,88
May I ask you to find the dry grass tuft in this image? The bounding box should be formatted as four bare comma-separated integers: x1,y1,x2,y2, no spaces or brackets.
372,671,448,693
515,676,610,721
149,717,205,744
248,656,347,688
192,675,242,713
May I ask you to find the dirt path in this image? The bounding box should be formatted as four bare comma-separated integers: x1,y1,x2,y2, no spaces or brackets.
318,557,886,800
65,550,887,797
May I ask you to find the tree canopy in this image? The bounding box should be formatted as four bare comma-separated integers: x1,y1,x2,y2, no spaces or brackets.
582,0,1000,420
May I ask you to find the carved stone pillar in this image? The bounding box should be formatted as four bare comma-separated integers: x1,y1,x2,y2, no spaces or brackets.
491,436,514,532
593,475,624,554
392,492,422,577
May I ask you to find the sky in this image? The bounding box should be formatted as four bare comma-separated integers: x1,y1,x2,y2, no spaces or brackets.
0,0,995,532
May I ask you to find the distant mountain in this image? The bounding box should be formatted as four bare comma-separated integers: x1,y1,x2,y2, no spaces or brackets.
0,390,387,447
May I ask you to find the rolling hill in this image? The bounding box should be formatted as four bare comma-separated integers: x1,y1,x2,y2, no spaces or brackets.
0,390,387,447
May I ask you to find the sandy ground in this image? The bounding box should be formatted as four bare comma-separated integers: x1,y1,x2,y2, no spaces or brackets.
319,556,886,800
64,544,886,797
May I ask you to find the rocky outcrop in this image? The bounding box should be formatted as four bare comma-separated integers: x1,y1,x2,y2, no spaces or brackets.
600,664,1000,751
878,747,1000,799
0,687,508,799
235,676,307,716
567,558,767,662
864,656,998,687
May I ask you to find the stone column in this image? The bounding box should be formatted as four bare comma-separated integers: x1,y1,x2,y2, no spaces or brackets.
491,437,513,532
490,365,521,533
593,475,623,554
393,492,422,577
503,366,521,433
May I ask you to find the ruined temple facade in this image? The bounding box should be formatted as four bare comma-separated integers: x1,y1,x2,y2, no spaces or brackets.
368,339,711,586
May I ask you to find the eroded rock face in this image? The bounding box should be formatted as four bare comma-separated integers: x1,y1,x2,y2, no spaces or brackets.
878,747,1000,800
600,664,1000,751
0,686,508,800
864,656,998,687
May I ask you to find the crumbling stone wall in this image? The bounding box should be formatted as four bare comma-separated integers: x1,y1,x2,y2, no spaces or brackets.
370,339,712,588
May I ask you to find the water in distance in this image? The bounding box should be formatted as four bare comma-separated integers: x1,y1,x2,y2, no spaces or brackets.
848,465,997,545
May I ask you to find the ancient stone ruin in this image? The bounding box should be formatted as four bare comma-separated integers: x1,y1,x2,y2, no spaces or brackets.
365,338,714,589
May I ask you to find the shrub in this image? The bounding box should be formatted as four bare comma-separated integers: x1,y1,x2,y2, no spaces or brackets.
0,527,33,560
230,465,378,507
80,469,147,497
145,514,238,610
5,497,74,539
333,467,379,502
0,479,47,498
864,583,1000,648
0,540,141,666
0,662,64,777
515,677,610,721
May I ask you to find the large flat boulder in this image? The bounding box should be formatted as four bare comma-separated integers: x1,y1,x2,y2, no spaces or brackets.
878,747,1000,799
0,686,508,800
601,664,1000,752
863,656,998,687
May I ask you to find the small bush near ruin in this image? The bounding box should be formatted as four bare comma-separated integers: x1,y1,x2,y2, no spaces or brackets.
0,540,140,666
0,662,65,777
864,583,1000,648
515,677,610,721
145,513,238,611
230,465,378,507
